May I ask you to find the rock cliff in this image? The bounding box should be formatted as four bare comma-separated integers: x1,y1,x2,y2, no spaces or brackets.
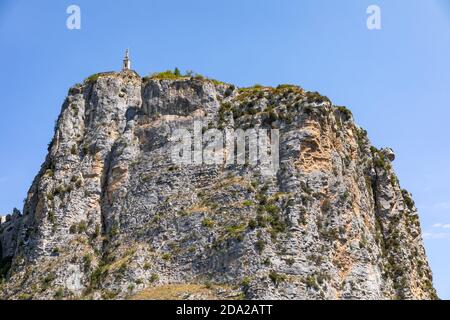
0,70,437,300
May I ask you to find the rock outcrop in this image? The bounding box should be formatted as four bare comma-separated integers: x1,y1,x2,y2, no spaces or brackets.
0,70,437,300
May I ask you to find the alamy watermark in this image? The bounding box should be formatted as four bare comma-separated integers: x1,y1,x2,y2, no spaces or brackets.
66,5,81,30
65,5,381,32
367,5,381,30
170,122,280,176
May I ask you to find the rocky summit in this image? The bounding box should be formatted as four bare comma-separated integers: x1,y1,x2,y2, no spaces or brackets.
0,69,437,300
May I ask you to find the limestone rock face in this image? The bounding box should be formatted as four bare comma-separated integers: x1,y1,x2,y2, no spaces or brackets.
0,71,437,300
0,209,22,264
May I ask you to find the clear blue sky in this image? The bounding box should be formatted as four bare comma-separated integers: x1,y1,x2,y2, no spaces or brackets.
0,0,449,299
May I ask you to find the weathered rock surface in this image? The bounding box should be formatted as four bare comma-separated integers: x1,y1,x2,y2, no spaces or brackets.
0,71,437,300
